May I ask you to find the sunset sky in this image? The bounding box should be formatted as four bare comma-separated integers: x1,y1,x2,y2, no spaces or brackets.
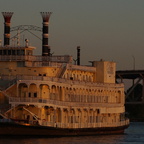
0,0,144,70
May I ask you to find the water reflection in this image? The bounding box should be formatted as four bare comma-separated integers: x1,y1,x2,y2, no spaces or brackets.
0,134,127,144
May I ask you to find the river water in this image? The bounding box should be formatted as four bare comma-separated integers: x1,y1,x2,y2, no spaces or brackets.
0,122,144,144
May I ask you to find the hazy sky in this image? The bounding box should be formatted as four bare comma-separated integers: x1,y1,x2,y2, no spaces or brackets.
0,0,144,70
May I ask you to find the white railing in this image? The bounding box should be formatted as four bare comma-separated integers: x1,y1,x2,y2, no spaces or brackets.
9,97,123,108
68,64,96,72
0,75,124,88
25,61,63,67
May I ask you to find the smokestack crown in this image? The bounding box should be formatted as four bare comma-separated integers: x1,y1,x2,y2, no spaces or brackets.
2,12,13,23
40,12,52,22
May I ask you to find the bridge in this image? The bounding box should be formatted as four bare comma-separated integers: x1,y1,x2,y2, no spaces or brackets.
116,70,144,104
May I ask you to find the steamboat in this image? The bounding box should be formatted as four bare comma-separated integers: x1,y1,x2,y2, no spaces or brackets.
0,12,129,136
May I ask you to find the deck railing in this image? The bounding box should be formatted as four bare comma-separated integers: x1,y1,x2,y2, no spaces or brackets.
40,118,129,129
0,75,124,88
9,97,123,108
0,55,72,63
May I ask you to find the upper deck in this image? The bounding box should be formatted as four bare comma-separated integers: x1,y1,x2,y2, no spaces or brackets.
0,46,73,64
0,54,72,64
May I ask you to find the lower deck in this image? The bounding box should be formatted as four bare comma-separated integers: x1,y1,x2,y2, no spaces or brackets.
4,104,129,129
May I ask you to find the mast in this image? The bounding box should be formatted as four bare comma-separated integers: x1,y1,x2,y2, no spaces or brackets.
77,46,80,65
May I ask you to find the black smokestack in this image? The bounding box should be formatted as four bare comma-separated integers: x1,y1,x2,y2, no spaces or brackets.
77,46,80,65
40,12,52,56
2,12,13,46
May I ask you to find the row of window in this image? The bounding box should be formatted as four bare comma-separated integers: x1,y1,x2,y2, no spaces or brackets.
0,50,25,55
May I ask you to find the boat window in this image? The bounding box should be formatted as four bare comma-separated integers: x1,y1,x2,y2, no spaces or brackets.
3,50,6,55
70,77,73,80
34,93,37,98
12,50,16,55
29,92,31,97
